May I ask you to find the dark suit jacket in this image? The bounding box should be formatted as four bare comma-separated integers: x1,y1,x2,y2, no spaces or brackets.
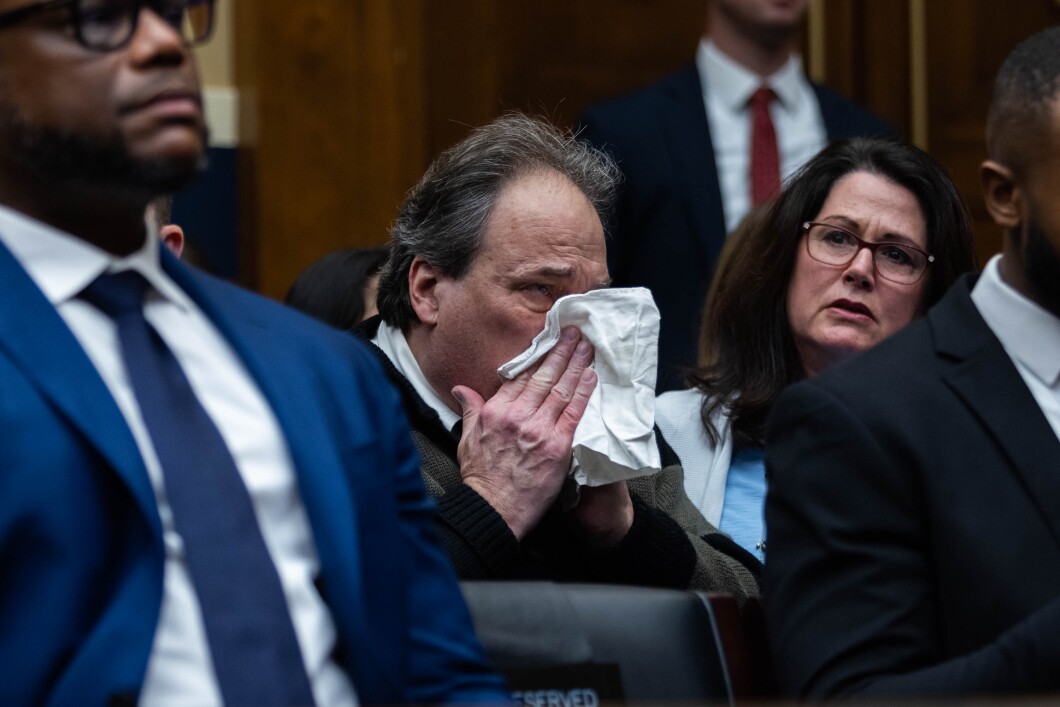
0,243,506,705
763,274,1060,697
580,64,893,391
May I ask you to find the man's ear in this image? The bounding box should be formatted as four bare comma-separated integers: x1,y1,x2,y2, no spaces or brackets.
408,257,442,325
980,159,1023,230
160,224,185,258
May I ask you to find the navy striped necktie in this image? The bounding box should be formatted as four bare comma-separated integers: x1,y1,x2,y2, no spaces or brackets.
82,270,316,706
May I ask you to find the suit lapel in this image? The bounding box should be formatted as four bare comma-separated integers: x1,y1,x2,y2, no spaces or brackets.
933,276,1060,548
0,241,160,533
815,84,848,140
661,64,728,265
163,258,363,574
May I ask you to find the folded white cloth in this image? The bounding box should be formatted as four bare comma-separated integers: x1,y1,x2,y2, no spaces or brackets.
497,287,662,487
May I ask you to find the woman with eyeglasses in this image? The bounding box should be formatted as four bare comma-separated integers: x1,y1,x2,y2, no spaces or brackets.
655,137,978,564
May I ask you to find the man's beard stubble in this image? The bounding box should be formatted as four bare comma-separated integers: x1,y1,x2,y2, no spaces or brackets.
1023,215,1060,320
0,98,209,195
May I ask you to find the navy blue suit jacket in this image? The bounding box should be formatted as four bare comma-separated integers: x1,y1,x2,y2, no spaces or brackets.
580,64,893,391
0,242,506,705
765,274,1060,696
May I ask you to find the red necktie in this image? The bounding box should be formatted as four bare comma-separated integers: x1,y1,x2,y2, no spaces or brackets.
749,86,780,206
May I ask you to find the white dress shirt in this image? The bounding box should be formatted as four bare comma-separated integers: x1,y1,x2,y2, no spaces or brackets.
373,321,461,431
971,254,1060,442
0,206,357,707
697,39,828,233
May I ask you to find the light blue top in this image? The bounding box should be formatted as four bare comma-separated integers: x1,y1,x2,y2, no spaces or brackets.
718,447,767,563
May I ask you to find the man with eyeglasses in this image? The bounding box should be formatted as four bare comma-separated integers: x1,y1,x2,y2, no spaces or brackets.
764,27,1060,699
0,1,506,705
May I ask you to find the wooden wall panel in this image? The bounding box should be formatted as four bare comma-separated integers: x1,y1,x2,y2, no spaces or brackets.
236,0,428,297
421,2,502,159
923,0,1060,264
236,0,1060,297
238,0,710,298
819,0,1059,264
422,1,707,162
819,2,912,141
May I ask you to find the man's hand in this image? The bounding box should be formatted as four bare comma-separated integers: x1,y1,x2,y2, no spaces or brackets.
452,326,596,540
575,482,635,549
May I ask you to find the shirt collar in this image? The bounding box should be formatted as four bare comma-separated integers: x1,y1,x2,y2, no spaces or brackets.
0,204,192,313
971,254,1060,387
697,38,805,112
372,321,462,431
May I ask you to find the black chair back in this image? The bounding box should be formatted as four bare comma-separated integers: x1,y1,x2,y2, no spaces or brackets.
461,581,735,705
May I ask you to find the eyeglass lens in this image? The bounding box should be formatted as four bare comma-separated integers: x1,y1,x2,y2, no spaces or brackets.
806,224,926,284
78,0,211,49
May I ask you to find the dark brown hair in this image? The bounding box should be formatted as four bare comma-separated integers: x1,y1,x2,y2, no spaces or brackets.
286,245,390,331
689,137,977,448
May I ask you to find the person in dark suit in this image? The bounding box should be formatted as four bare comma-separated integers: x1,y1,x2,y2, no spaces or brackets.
764,26,1060,698
0,2,505,704
580,0,893,391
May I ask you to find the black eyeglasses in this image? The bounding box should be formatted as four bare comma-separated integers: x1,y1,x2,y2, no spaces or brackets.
802,221,934,285
0,0,214,52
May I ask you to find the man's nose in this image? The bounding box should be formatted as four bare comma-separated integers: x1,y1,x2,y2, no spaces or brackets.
127,7,190,65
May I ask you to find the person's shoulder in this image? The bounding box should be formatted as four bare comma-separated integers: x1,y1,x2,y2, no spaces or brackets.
191,268,337,331
581,64,700,129
181,265,387,379
811,82,896,139
656,387,706,422
657,386,705,406
791,315,938,420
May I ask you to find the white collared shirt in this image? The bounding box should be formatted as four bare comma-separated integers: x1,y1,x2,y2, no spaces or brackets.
971,255,1060,442
0,206,357,707
697,39,828,233
373,320,462,432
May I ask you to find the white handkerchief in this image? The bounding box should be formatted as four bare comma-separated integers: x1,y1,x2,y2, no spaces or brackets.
497,287,662,486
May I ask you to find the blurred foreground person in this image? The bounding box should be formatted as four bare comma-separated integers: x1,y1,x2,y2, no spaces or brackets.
0,1,504,703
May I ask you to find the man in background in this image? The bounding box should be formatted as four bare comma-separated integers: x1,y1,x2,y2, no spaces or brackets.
581,0,891,390
765,26,1060,697
146,195,185,257
0,1,505,703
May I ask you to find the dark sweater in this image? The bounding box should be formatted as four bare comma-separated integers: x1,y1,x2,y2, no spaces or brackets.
355,317,760,598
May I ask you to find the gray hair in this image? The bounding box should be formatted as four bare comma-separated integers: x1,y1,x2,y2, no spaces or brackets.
377,113,621,330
